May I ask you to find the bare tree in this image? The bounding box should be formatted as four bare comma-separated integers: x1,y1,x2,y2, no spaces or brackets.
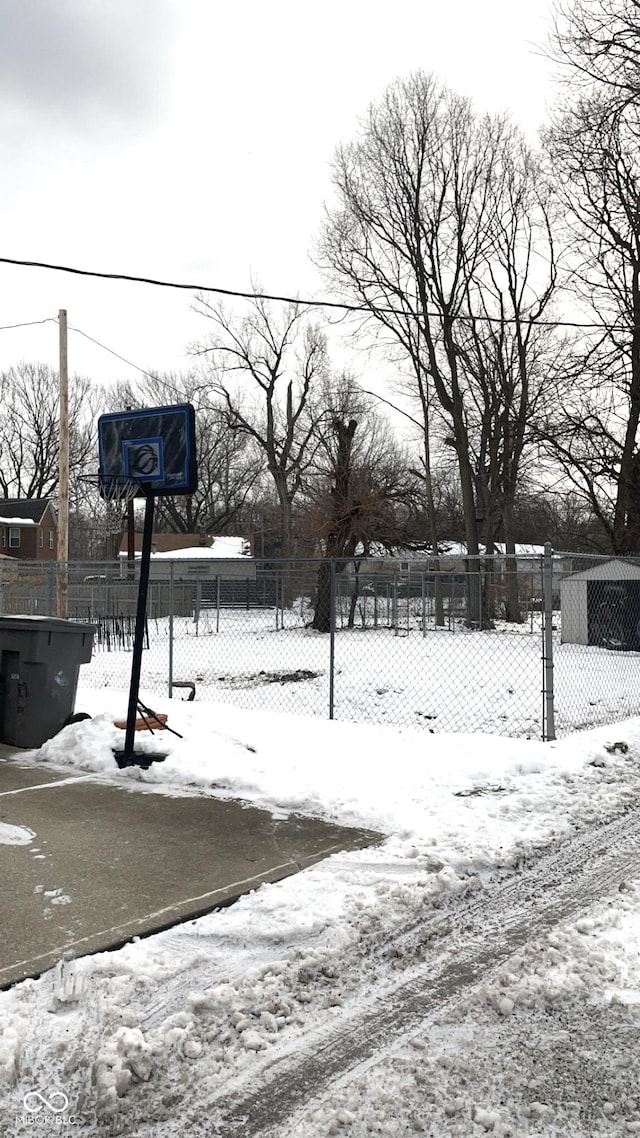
550,0,640,101
0,362,96,501
192,296,329,559
305,374,420,630
544,1,640,551
320,72,559,622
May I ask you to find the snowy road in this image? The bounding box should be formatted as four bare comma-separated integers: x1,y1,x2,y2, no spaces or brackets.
131,800,640,1137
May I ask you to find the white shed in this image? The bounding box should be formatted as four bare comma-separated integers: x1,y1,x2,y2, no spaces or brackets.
560,558,640,648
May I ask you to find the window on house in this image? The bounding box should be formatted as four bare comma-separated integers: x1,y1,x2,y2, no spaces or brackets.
9,528,20,548
1,530,5,547
49,531,55,550
39,529,44,547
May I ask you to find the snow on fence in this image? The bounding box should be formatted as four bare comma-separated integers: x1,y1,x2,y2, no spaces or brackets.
1,550,640,741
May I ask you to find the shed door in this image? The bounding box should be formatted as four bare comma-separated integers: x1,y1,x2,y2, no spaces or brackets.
586,579,640,650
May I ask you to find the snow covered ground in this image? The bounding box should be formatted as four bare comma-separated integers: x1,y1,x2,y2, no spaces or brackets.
82,609,640,738
3,667,640,1133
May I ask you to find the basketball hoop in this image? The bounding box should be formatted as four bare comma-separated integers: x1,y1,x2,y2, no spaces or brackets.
98,473,141,505
93,403,197,769
76,472,140,537
77,472,139,504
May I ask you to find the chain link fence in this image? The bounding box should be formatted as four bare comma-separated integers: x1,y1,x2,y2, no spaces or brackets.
1,548,640,740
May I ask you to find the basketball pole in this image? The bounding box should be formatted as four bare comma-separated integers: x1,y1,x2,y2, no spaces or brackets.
57,308,69,619
117,489,156,765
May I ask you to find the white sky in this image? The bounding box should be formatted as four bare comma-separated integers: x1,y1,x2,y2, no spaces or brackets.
0,0,555,390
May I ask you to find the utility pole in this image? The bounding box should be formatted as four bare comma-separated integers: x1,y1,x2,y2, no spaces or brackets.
57,309,69,618
126,406,136,577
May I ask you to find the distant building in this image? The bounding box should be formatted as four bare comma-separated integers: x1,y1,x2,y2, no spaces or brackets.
117,533,252,557
117,532,256,590
0,499,57,560
560,557,640,648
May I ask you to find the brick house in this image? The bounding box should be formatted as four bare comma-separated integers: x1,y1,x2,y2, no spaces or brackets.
0,499,58,560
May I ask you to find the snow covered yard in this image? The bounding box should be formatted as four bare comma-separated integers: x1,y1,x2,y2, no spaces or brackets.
80,609,640,739
3,687,640,1134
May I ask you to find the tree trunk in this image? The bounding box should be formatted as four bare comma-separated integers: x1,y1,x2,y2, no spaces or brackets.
312,559,333,634
311,419,358,632
502,501,523,623
347,561,361,629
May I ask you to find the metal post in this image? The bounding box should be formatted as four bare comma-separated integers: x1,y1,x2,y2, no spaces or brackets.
216,575,220,633
120,493,155,764
422,572,426,638
542,541,556,741
168,560,174,699
329,558,336,719
48,561,55,615
57,309,69,619
195,580,201,631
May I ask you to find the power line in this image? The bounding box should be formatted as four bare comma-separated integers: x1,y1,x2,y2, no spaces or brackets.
65,321,160,382
63,320,427,432
0,254,631,333
0,317,57,332
0,255,359,311
64,321,201,401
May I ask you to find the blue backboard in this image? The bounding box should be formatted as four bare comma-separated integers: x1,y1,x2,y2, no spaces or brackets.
98,404,197,498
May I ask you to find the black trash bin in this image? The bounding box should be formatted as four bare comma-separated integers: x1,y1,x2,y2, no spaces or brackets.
0,616,96,748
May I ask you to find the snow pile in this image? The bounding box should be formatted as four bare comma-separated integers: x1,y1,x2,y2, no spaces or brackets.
3,692,640,1133
0,823,35,846
25,689,640,851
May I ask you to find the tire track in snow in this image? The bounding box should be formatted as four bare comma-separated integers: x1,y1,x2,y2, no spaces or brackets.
162,803,640,1137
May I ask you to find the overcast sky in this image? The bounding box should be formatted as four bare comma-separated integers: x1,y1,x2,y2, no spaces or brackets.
0,0,555,394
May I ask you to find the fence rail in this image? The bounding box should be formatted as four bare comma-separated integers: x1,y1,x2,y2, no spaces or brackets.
0,547,639,740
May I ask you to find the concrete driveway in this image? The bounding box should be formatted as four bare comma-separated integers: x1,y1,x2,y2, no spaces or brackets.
0,750,381,988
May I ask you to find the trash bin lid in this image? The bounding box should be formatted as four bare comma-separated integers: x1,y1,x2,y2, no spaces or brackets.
0,615,97,633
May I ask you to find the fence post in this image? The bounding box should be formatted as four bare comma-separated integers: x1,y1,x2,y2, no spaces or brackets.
194,580,201,630
48,562,55,616
168,561,174,699
542,541,556,741
329,558,336,720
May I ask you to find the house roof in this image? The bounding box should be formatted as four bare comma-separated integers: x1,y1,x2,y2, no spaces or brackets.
563,557,640,581
147,538,251,560
118,533,252,558
119,533,214,554
0,499,55,525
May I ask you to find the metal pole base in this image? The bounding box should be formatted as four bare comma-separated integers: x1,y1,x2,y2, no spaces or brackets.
113,749,168,770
